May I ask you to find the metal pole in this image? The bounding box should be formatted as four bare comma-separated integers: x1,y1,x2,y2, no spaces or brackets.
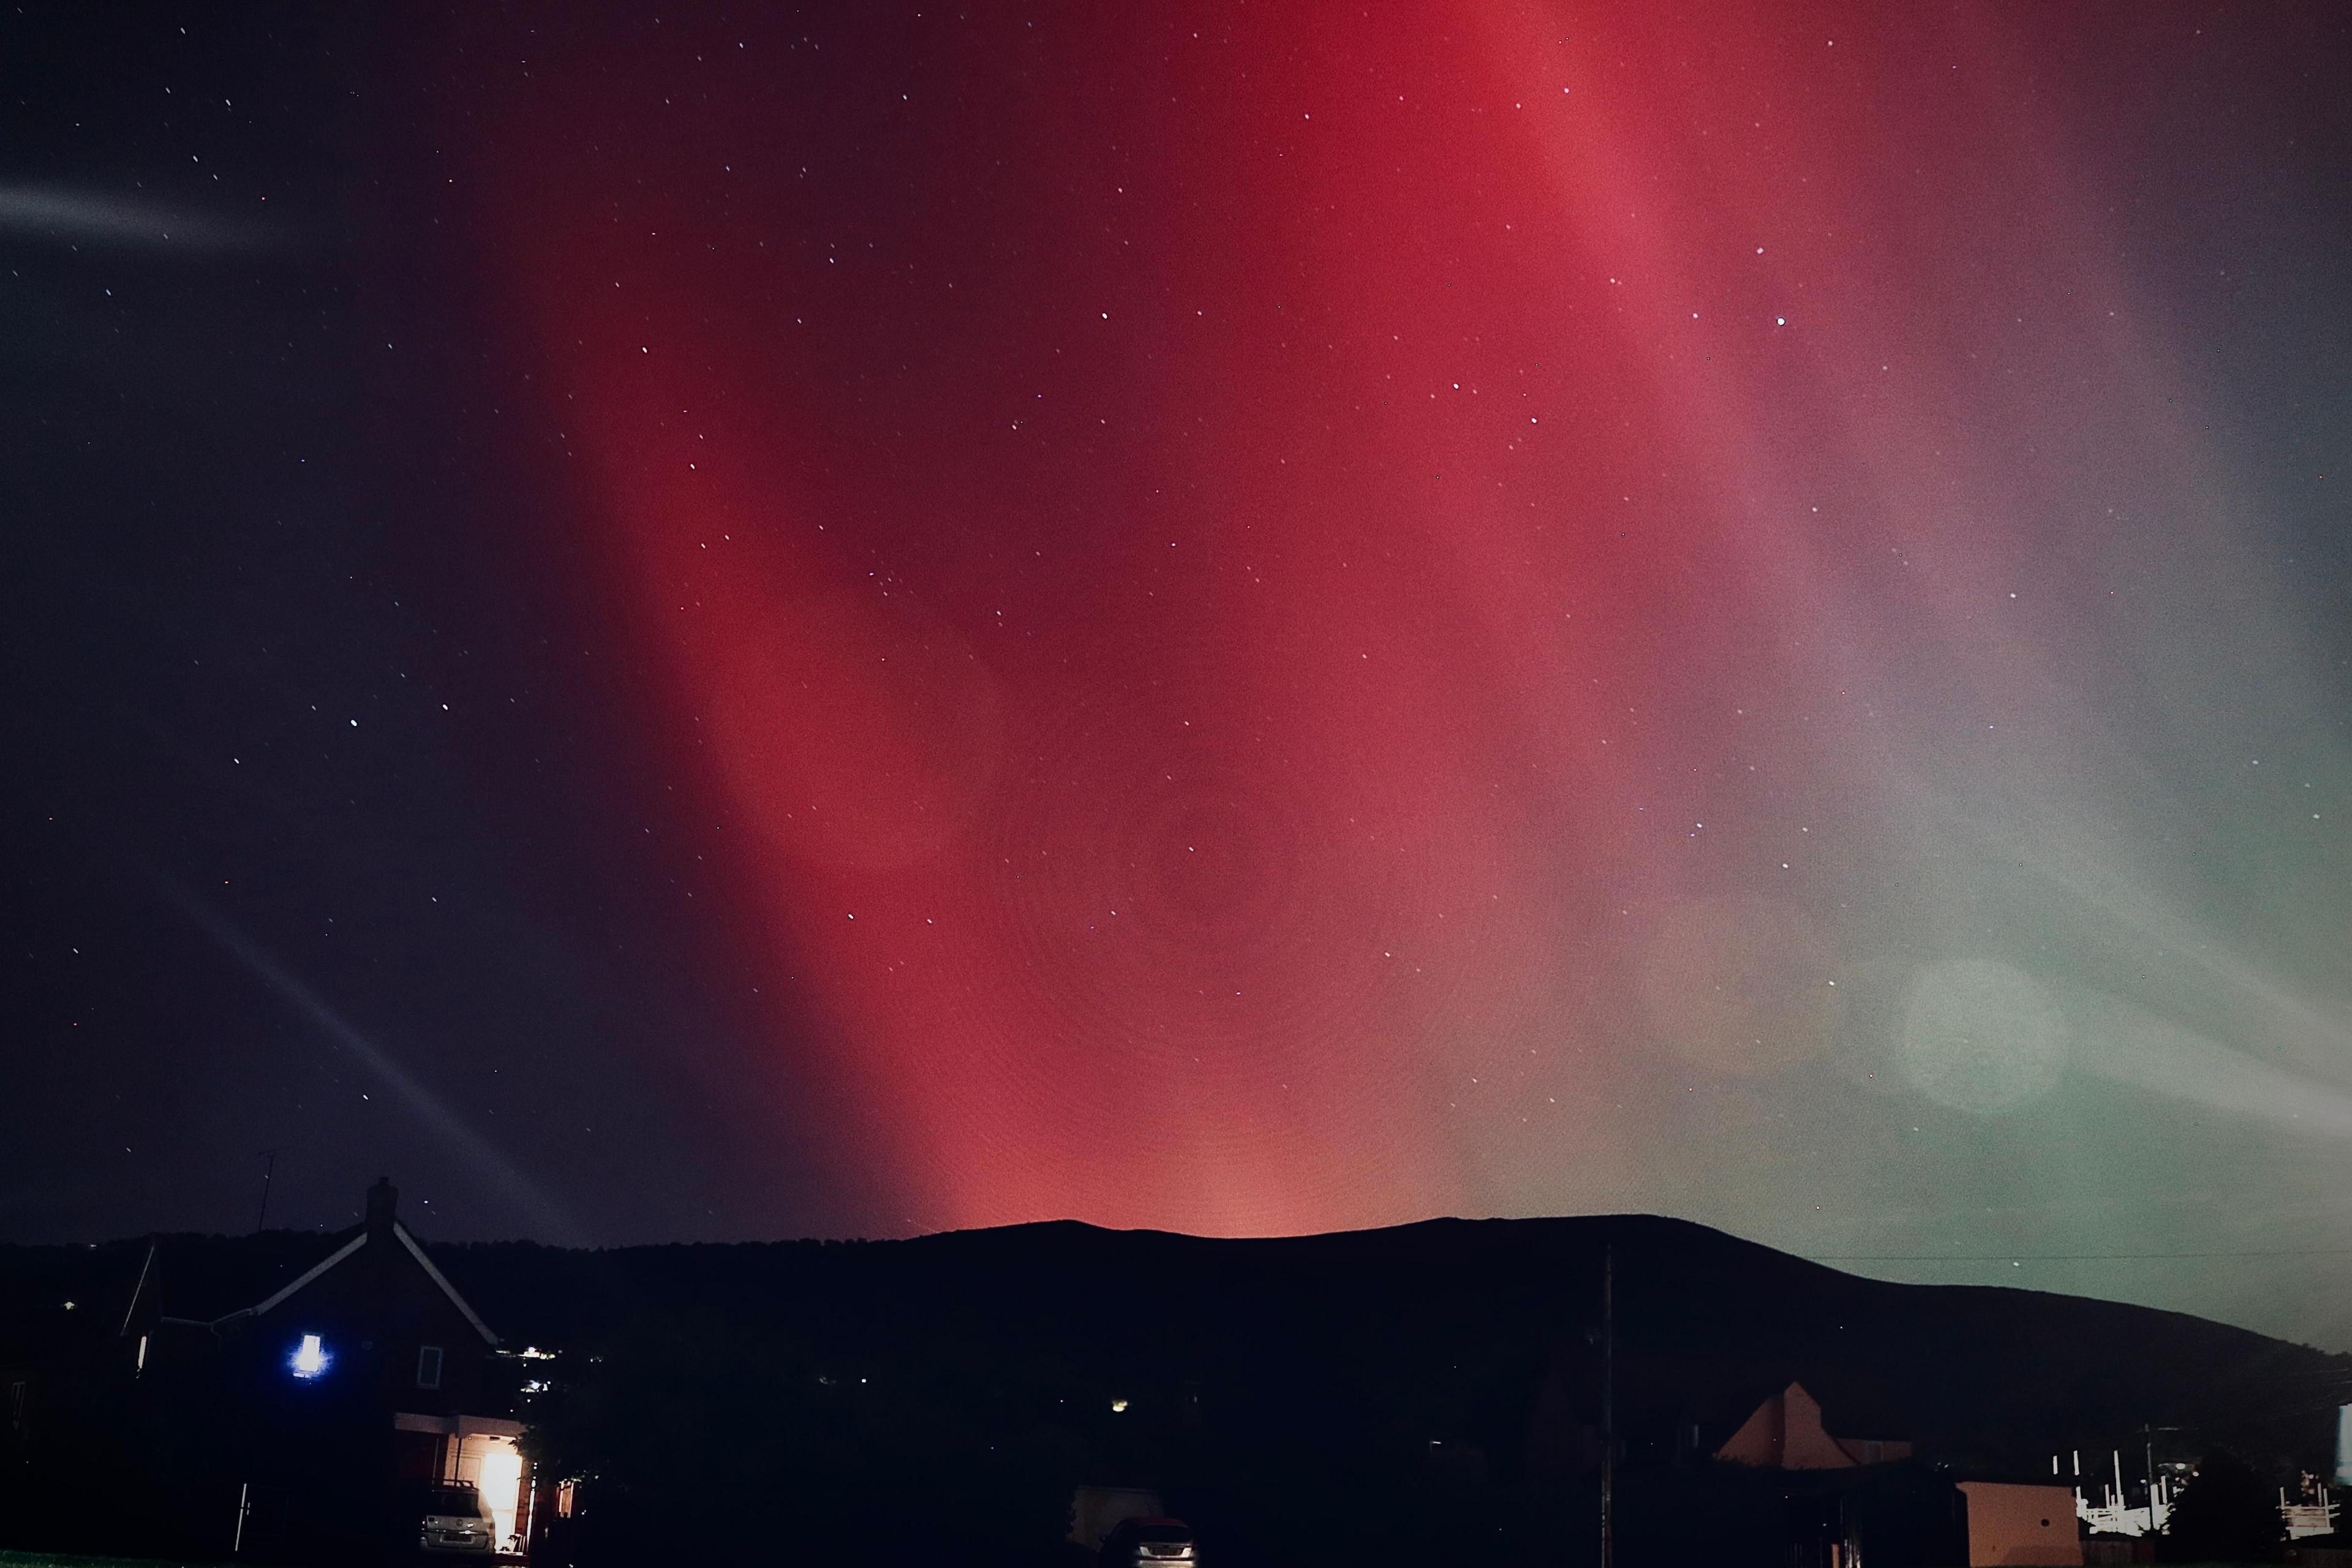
233,1481,250,1554
119,1240,157,1339
1602,1238,1615,1568
254,1150,278,1232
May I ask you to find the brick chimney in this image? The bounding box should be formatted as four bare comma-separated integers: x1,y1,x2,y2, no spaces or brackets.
364,1176,399,1236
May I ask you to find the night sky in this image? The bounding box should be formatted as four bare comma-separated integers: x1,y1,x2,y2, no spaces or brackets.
7,3,2351,1346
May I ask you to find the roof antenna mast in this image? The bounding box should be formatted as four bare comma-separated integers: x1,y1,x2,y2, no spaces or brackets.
254,1148,279,1233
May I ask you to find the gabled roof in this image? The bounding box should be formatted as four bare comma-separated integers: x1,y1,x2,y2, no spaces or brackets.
388,1223,498,1347
218,1222,497,1347
1700,1368,1912,1449
244,1232,368,1321
1717,1381,1915,1470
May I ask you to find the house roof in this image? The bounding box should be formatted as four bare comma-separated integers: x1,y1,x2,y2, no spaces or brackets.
243,1231,368,1321
1702,1370,1913,1448
219,1220,497,1347
134,1190,500,1352
387,1223,499,1347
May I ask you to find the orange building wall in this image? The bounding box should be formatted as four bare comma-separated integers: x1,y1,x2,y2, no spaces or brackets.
1959,1482,2083,1567
1716,1393,1784,1466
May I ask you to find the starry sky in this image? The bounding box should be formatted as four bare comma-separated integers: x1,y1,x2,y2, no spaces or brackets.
6,2,2351,1346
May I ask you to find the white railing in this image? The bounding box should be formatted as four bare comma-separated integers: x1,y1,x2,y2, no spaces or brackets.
2076,1472,2173,1539
2060,1456,2340,1542
2282,1490,2339,1541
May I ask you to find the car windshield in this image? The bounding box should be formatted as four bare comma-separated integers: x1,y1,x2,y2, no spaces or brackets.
1130,1525,1194,1542
427,1489,485,1518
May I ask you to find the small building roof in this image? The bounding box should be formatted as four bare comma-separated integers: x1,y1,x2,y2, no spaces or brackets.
1717,1379,1917,1470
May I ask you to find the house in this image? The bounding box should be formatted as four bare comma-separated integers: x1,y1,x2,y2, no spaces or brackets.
1708,1381,2082,1567
132,1178,560,1562
1717,1381,1917,1470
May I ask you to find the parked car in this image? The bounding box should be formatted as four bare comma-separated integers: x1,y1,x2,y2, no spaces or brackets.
417,1482,498,1555
1099,1517,1197,1566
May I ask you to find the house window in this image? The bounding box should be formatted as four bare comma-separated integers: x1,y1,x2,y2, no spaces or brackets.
417,1345,443,1390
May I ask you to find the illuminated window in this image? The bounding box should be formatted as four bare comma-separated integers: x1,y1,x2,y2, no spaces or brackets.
290,1333,330,1379
417,1345,443,1390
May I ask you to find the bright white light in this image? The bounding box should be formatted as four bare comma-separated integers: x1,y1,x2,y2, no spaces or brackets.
290,1333,329,1379
476,1444,524,1549
455,1434,526,1550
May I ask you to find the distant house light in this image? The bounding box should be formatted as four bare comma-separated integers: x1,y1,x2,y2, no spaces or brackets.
290,1333,330,1379
1110,1398,1129,1413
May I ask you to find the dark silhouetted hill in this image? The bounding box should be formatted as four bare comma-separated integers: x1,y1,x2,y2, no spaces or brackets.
6,1214,2344,1566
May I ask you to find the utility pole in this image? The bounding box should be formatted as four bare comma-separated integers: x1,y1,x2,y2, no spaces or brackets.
2144,1425,2182,1521
1602,1237,1616,1568
254,1150,279,1233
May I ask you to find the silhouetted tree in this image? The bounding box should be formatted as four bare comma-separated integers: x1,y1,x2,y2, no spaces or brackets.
2160,1449,2282,1564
